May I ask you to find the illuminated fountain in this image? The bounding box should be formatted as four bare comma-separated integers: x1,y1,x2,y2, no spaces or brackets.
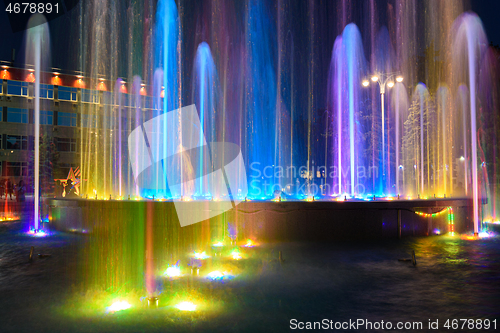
30,1,499,309
25,15,50,232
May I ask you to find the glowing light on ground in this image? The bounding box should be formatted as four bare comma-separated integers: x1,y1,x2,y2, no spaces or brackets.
207,271,224,280
478,231,495,238
231,250,242,260
194,251,209,259
106,300,131,313
27,229,49,237
212,241,224,247
0,216,18,222
164,266,181,278
175,301,197,311
243,239,256,248
206,270,234,281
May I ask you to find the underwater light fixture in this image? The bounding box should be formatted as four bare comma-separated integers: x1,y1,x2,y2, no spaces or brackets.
165,266,181,277
194,251,209,259
478,231,494,238
147,296,159,308
207,271,224,280
243,239,255,248
231,250,242,260
106,301,131,313
175,301,197,311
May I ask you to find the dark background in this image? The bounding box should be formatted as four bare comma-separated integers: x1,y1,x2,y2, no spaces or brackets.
1,0,499,72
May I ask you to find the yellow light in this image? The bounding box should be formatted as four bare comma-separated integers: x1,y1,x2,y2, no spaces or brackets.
396,76,403,82
231,250,242,260
106,300,131,313
194,251,209,259
387,81,394,88
175,301,197,311
207,271,224,280
371,75,378,82
244,239,255,248
165,266,181,277
362,80,369,87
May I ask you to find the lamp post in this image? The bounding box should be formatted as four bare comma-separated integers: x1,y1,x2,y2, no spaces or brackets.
362,73,403,195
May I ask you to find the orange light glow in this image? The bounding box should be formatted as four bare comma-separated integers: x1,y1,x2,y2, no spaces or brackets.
160,89,164,98
26,73,35,82
51,76,62,86
1,69,10,80
97,81,107,91
140,86,147,96
74,78,85,88
120,84,127,94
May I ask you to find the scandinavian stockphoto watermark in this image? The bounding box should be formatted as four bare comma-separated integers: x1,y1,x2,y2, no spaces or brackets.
289,318,497,330
128,104,248,227
249,162,379,197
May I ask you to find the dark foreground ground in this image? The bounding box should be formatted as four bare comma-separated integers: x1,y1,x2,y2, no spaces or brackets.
0,219,499,332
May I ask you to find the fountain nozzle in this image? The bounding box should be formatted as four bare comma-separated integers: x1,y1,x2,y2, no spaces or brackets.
147,296,159,308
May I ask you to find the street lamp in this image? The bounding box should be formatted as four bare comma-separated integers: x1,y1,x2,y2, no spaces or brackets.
362,72,403,194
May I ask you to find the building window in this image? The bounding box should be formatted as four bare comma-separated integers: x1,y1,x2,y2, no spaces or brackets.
56,137,77,152
7,107,28,123
40,110,53,125
144,96,154,109
6,135,28,150
57,112,77,127
81,114,97,128
82,89,98,103
58,86,77,101
102,91,112,105
40,84,54,99
0,79,3,94
59,163,78,178
4,162,28,177
6,80,28,96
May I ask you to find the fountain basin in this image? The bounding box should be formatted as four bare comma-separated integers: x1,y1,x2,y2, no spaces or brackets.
47,198,473,241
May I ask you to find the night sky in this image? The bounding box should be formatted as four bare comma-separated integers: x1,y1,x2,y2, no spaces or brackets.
1,0,499,72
